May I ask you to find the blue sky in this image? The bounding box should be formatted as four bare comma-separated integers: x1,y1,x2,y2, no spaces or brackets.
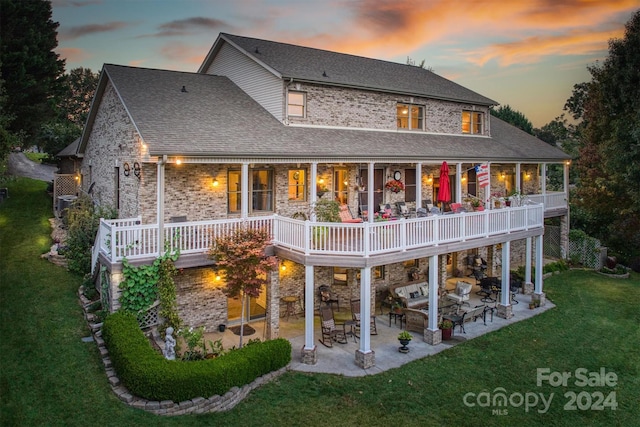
52,0,638,127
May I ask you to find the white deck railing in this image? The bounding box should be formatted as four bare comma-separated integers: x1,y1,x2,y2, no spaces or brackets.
94,204,545,264
526,192,567,210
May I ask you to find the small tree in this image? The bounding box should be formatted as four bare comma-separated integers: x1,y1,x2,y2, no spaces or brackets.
209,227,276,348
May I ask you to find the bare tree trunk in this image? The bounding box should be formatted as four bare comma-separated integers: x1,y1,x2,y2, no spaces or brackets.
239,291,245,348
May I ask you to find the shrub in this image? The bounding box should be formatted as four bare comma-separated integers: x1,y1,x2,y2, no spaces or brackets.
102,312,291,402
65,195,116,275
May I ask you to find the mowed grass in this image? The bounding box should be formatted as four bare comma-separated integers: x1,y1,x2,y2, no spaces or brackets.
1,177,638,426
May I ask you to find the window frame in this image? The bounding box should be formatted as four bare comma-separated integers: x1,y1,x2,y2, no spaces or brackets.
397,103,425,130
462,110,484,135
227,168,276,214
287,91,306,118
287,168,307,201
251,168,274,213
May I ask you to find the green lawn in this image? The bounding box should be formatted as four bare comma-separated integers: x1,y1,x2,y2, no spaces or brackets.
1,177,638,427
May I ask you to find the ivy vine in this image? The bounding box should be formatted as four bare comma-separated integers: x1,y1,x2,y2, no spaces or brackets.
119,246,181,333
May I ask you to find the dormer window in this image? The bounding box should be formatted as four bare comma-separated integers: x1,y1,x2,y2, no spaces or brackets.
288,91,306,117
462,111,484,134
397,103,424,130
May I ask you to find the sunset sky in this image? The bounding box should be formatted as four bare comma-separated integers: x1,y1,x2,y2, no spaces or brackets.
51,0,638,127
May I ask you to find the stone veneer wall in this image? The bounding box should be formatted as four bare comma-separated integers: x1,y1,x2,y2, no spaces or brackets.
287,83,490,136
80,82,143,218
174,267,228,330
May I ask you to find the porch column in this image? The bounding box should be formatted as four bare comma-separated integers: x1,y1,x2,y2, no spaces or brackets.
497,240,513,319
310,163,318,221
156,156,166,257
355,267,375,369
241,162,249,219
301,265,317,365
541,163,547,196
562,161,570,259
367,162,374,223
415,163,422,210
265,268,280,339
424,255,441,345
533,234,546,306
455,162,462,203
516,163,521,192
487,163,492,209
524,237,534,294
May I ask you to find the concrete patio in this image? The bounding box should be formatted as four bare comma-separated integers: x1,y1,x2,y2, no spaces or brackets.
203,278,554,377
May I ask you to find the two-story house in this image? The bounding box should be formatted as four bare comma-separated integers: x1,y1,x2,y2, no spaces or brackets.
76,33,570,368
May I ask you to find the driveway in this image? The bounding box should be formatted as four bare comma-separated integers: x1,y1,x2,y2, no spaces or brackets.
6,152,57,182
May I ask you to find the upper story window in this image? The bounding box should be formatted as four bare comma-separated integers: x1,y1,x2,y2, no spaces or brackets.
288,169,306,201
287,91,306,117
462,111,484,134
397,104,424,130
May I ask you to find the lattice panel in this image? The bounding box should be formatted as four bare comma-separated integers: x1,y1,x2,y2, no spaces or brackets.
568,234,603,269
138,301,160,329
543,225,562,259
54,174,77,199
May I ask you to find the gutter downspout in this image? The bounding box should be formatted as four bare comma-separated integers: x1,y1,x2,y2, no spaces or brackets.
157,155,167,256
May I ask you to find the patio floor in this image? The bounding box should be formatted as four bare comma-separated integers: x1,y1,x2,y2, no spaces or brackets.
202,278,554,377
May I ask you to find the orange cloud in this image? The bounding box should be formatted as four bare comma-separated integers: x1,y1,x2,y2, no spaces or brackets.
56,47,91,64
463,28,625,67
159,42,207,68
270,0,637,65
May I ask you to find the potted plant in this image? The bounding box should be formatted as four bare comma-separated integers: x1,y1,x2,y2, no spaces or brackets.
398,330,412,353
470,199,483,211
439,319,453,340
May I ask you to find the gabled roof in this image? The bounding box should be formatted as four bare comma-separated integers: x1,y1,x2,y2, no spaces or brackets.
79,64,569,163
199,33,498,107
57,137,80,157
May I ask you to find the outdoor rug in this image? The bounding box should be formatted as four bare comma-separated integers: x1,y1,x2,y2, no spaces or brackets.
229,325,256,336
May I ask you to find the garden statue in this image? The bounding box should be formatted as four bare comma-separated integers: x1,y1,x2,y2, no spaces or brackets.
163,327,176,360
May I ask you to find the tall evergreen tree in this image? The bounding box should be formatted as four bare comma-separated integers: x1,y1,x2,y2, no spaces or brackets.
567,10,640,266
0,0,65,153
490,104,534,134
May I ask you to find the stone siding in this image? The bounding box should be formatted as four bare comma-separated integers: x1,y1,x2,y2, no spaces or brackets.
80,82,143,218
287,83,490,135
174,267,228,330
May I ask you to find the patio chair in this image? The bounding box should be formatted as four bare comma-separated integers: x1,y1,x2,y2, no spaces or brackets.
430,206,441,215
339,204,363,223
450,202,462,212
359,205,368,221
446,281,472,307
319,306,347,347
319,285,340,311
416,207,428,218
350,299,377,335
396,201,410,218
422,199,434,210
477,277,496,302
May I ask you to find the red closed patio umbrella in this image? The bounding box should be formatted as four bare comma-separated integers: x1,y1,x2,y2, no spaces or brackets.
437,161,451,208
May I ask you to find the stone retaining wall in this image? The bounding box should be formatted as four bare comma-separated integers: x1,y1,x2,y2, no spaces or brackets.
79,287,288,415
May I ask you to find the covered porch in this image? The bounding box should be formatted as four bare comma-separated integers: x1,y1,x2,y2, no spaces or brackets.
196,274,553,376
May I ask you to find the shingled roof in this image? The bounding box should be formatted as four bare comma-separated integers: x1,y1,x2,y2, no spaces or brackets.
200,33,498,107
80,64,568,163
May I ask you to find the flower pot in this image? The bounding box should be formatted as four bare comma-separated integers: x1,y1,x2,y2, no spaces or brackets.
441,327,452,340
398,339,411,353
218,324,226,332
505,200,511,207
